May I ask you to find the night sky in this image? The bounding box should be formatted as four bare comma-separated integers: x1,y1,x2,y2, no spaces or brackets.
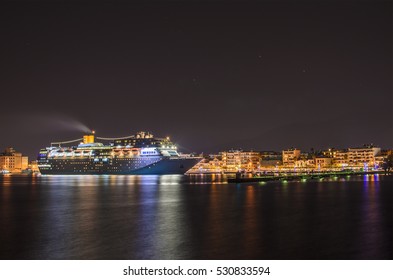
0,0,391,158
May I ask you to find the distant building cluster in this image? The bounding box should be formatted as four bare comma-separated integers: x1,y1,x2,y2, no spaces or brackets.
0,147,28,173
282,145,384,169
188,144,392,174
0,147,40,174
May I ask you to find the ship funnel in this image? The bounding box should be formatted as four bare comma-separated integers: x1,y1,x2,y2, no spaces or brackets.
83,132,95,144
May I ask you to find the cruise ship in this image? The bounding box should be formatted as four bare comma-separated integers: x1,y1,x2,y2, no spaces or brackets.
37,131,201,175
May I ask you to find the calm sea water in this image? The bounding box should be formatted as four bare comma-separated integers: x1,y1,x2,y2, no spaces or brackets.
0,174,391,260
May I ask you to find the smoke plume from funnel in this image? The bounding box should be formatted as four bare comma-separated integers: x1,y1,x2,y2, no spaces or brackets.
50,116,91,133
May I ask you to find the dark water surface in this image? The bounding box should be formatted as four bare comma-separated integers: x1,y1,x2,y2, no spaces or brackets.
0,174,391,259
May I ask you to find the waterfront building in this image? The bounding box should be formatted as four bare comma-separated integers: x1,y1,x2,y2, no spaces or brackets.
322,148,338,158
0,147,28,173
294,158,315,169
315,156,333,169
241,151,261,171
347,145,381,166
332,149,349,167
375,150,393,166
221,150,261,172
221,150,241,171
282,148,301,166
331,145,381,167
260,151,281,167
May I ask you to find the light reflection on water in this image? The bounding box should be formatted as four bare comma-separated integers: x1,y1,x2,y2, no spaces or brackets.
33,174,184,187
0,174,392,260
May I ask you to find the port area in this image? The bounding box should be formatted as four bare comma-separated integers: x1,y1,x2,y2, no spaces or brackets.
227,170,390,183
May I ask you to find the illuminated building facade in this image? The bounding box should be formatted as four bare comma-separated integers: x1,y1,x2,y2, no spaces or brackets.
282,148,301,166
347,145,381,166
294,158,315,168
0,147,28,173
221,150,261,171
327,145,381,167
331,149,348,166
260,151,281,167
323,148,338,158
375,150,392,166
221,150,241,171
315,156,333,168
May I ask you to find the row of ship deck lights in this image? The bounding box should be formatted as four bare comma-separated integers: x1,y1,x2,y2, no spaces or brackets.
50,131,177,157
163,145,176,149
112,145,176,150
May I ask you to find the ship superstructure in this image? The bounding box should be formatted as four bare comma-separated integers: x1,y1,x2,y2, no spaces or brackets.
37,131,201,175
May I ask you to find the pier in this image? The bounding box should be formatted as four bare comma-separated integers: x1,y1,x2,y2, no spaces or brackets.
227,170,388,183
